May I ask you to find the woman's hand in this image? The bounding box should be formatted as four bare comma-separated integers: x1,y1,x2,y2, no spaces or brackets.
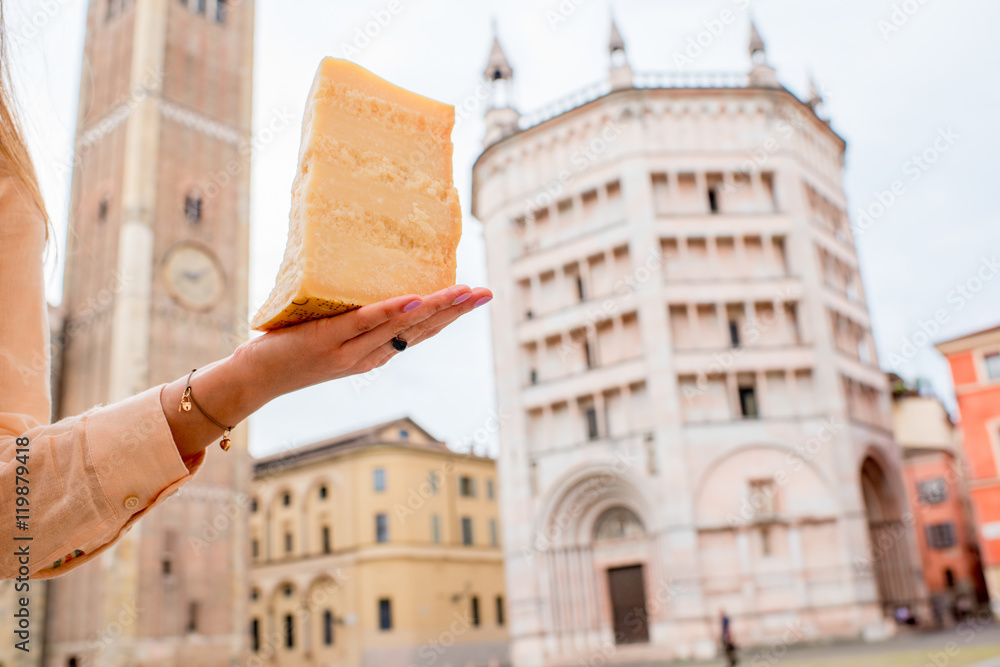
240,284,493,396
160,284,493,461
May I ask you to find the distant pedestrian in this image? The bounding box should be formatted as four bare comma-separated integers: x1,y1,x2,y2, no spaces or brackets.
720,608,738,666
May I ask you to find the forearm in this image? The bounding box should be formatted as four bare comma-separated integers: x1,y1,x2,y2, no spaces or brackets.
159,342,273,460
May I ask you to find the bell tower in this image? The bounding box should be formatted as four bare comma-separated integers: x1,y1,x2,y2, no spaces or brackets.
47,0,254,664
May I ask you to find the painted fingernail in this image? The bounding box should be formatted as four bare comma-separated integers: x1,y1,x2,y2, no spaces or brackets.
452,293,472,306
404,300,423,312
473,296,493,308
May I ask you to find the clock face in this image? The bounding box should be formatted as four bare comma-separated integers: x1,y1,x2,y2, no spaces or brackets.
162,243,225,311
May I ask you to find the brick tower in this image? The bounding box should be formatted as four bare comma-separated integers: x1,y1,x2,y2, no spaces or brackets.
44,0,254,664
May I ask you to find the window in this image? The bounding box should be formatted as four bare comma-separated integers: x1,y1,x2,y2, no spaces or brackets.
576,275,585,301
917,478,947,505
760,526,772,556
585,405,599,440
98,197,109,223
215,0,227,22
739,385,758,418
496,596,505,626
708,188,719,213
926,523,957,550
461,517,473,546
282,492,291,506
323,609,334,645
470,596,480,627
986,353,1000,381
431,514,441,544
284,613,295,648
284,532,293,553
374,468,386,492
195,0,206,13
250,498,258,513
489,519,498,547
251,539,259,559
106,0,115,20
749,479,777,517
583,340,594,369
459,476,476,498
162,558,172,575
322,526,331,554
184,191,202,223
251,588,259,601
376,513,389,543
530,369,538,385
486,479,494,500
283,584,293,597
399,428,409,439
378,599,393,630
428,471,438,494
187,601,199,633
318,485,327,499
69,659,78,667
729,320,741,347
250,618,260,652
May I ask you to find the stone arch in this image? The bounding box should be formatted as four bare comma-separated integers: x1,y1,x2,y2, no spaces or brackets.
535,462,654,550
693,443,839,526
859,451,918,615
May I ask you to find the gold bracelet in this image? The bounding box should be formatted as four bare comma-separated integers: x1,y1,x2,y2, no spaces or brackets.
179,369,234,451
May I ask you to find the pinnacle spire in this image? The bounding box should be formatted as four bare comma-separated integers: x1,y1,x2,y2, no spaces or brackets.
609,18,626,54
749,20,766,60
484,28,513,82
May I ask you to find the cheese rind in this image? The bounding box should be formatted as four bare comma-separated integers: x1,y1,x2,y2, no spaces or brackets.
251,58,461,332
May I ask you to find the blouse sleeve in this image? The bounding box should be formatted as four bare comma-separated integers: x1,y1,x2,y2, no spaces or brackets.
0,163,206,580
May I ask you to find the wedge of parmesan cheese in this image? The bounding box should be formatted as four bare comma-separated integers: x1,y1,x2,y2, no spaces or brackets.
251,58,462,332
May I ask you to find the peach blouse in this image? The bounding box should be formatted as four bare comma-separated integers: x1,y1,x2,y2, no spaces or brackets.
0,163,205,579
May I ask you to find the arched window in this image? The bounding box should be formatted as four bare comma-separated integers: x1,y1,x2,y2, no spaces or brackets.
593,507,645,542
184,191,202,223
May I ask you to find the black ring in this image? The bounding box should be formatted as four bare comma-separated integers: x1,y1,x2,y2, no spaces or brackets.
391,336,408,352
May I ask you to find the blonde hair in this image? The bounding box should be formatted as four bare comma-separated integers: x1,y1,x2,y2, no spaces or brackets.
0,3,50,240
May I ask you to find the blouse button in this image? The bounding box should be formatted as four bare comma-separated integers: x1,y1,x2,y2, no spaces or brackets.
124,496,140,510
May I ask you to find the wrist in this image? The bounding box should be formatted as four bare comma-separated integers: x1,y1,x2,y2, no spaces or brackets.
230,336,285,409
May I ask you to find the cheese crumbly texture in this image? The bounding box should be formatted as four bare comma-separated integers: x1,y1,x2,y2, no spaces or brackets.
251,58,462,331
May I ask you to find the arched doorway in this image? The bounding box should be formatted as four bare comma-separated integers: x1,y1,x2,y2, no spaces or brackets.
594,507,650,645
860,456,915,615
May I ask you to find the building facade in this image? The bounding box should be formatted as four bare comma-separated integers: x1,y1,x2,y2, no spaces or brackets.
937,324,1000,614
40,1,254,665
472,21,926,666
890,376,987,623
248,417,508,667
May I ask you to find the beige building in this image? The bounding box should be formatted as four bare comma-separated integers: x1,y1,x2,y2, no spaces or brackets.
248,417,508,666
472,21,926,666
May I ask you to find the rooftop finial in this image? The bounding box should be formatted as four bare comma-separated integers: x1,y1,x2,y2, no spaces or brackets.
608,15,632,91
484,24,513,82
808,74,824,109
749,19,766,65
609,17,626,55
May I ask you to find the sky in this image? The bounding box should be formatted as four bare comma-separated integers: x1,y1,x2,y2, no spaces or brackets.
8,0,999,458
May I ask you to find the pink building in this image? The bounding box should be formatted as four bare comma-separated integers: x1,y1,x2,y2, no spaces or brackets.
472,20,926,666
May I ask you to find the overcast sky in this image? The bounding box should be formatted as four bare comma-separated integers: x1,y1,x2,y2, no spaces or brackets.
9,0,999,458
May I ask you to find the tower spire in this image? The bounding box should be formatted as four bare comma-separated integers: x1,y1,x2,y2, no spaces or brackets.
747,19,780,89
482,23,520,147
608,16,633,91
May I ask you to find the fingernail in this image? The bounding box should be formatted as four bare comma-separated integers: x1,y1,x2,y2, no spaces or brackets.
404,300,423,312
473,296,493,308
452,293,472,306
